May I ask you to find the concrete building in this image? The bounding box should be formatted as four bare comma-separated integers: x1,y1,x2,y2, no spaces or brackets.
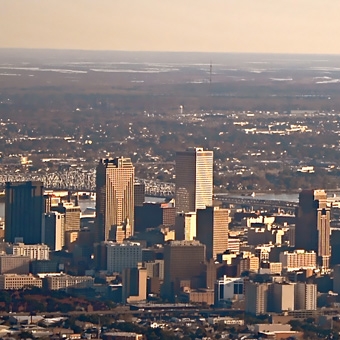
45,274,94,290
7,243,49,261
5,181,44,244
0,274,42,290
280,250,317,271
245,281,270,315
96,157,135,242
174,211,197,241
295,189,331,269
175,147,213,213
122,266,147,303
196,206,229,260
134,202,176,233
106,241,142,274
269,282,295,313
228,237,240,254
0,255,30,274
44,212,64,251
214,276,244,305
162,240,206,301
51,202,81,233
294,282,317,310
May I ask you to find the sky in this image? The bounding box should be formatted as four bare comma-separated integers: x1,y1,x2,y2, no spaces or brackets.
1,0,340,54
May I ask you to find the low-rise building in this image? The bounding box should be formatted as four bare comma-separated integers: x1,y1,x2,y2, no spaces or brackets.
7,242,50,260
0,274,43,289
45,274,94,290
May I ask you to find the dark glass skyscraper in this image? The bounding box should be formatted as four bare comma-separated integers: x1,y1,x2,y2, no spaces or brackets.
295,189,330,269
5,181,44,244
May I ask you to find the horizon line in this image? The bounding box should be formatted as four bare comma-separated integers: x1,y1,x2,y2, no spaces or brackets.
0,47,340,57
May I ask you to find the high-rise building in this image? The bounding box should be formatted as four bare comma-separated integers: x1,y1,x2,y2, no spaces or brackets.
134,183,145,207
175,147,213,213
280,250,317,271
5,181,44,244
43,212,65,251
269,282,295,313
245,281,270,315
295,189,331,268
162,240,206,301
96,158,135,242
122,266,147,303
196,207,229,260
294,282,317,310
51,202,80,233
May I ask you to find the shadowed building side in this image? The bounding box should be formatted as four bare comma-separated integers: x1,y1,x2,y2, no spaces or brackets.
295,189,330,269
175,148,213,213
5,181,44,245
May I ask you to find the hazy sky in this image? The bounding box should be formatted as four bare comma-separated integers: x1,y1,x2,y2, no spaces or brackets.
2,0,340,54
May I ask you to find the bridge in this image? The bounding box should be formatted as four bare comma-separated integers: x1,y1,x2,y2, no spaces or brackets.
0,169,175,197
214,195,298,210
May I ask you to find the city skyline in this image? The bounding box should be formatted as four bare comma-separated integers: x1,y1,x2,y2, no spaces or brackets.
2,1,340,54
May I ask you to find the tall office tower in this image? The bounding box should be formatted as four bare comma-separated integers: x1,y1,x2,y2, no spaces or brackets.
294,282,317,310
174,212,196,241
5,181,44,244
162,240,206,301
295,189,331,269
51,202,80,233
245,281,270,315
196,206,229,260
44,212,65,251
175,147,213,213
96,157,135,242
134,183,145,207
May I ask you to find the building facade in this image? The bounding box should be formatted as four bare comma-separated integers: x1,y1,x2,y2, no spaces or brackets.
295,189,331,269
280,250,317,271
162,240,206,301
0,274,42,290
106,241,142,274
46,274,94,290
196,206,229,260
5,181,44,244
6,243,49,261
96,158,135,242
175,148,213,213
0,255,30,274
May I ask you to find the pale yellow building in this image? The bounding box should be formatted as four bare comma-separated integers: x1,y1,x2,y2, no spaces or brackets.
280,250,317,271
0,274,42,290
46,274,94,290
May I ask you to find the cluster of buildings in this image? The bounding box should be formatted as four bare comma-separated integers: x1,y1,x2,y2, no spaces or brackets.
2,146,340,318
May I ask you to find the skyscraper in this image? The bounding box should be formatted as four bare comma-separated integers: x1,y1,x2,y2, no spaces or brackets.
162,240,206,301
96,158,135,242
295,189,331,269
175,147,213,213
196,206,229,260
5,181,44,244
